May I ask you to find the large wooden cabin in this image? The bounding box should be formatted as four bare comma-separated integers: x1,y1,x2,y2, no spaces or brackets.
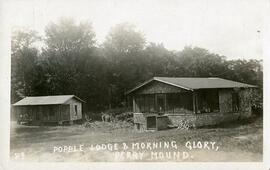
126,77,256,131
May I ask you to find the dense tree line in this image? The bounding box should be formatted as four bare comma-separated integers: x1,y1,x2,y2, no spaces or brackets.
11,18,263,112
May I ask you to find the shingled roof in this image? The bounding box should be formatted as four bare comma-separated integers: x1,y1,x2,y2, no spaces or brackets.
126,77,256,94
13,95,85,106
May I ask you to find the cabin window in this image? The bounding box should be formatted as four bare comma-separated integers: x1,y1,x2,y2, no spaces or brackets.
35,107,40,120
135,94,156,113
134,93,194,114
139,96,145,112
49,112,54,116
167,93,177,114
156,94,165,113
49,107,54,120
232,92,240,111
36,112,40,120
145,94,155,113
167,93,193,114
135,96,145,113
197,89,219,113
74,105,78,116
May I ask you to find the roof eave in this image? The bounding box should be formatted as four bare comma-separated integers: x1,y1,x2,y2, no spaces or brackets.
125,77,193,95
12,95,87,106
13,103,63,106
63,95,86,104
73,95,86,103
125,78,156,95
192,85,257,90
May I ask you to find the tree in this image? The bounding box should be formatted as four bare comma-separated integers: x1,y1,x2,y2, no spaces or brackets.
103,22,145,57
11,30,41,102
103,23,146,108
226,59,263,86
143,43,176,77
41,18,107,110
11,21,263,115
174,46,229,77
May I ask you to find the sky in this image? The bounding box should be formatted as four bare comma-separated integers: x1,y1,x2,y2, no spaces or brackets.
7,0,265,60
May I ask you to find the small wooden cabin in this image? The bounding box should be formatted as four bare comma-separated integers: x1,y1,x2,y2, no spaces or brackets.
126,77,256,131
13,95,85,125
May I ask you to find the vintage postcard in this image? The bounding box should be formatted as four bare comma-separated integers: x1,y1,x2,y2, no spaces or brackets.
0,0,269,169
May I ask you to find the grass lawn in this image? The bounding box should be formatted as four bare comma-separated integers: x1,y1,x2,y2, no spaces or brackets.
10,116,263,162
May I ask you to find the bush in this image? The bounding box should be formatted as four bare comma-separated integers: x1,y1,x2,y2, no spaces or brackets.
103,107,133,122
104,107,130,116
115,112,134,122
81,120,133,130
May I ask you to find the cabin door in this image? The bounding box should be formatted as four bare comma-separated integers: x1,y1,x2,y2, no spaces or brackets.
146,116,156,130
156,94,165,114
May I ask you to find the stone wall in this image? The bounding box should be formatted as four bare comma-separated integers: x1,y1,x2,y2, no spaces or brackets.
133,113,170,131
239,88,253,118
167,112,241,128
133,113,147,131
167,114,196,127
134,112,242,131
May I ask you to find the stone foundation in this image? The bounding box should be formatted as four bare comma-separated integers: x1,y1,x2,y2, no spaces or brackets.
134,111,250,131
167,112,242,128
133,113,171,131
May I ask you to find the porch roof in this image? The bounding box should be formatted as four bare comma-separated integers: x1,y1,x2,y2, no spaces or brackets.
126,77,256,94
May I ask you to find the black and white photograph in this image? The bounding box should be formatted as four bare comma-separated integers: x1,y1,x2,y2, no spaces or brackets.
0,0,269,169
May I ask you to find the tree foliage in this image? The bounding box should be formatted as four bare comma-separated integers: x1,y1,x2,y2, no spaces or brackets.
11,20,263,112
11,30,41,102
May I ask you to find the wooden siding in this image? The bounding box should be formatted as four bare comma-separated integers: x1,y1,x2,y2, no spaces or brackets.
134,81,188,94
14,97,83,123
218,89,233,113
65,98,82,120
59,105,70,121
15,105,61,122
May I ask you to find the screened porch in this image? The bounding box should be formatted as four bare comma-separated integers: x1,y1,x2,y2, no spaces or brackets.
132,89,221,115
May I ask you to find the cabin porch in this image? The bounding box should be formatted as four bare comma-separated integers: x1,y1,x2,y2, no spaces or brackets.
15,104,71,125
132,88,243,130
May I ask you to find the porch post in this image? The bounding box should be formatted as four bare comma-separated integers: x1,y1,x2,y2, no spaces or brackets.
193,91,197,114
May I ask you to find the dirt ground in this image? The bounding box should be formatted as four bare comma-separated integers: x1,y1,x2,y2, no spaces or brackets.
10,117,263,162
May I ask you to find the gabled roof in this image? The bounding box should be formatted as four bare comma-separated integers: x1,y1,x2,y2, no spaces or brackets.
13,95,85,106
126,77,256,94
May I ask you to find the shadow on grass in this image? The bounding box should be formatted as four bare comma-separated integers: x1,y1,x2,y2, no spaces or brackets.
199,115,262,129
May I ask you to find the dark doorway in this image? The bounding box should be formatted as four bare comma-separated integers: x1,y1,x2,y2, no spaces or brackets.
147,116,156,130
